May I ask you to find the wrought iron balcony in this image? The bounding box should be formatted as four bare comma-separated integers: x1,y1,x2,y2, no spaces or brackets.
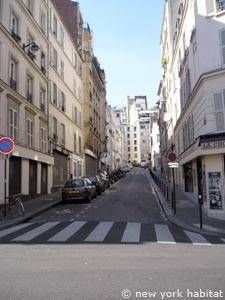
40,103,45,113
216,0,225,12
27,93,33,103
10,78,17,90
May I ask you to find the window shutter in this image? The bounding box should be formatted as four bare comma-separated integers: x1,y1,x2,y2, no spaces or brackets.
214,92,225,131
220,30,225,65
49,114,53,138
205,0,215,15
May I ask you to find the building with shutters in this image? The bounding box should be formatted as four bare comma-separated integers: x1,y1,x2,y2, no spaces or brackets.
49,0,84,190
158,0,225,219
82,24,107,175
0,0,54,203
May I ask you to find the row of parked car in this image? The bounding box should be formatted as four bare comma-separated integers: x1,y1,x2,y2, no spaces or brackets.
61,167,131,203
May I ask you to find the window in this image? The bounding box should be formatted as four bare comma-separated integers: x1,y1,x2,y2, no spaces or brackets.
74,133,77,153
60,60,64,78
53,117,57,136
40,88,45,112
128,147,130,152
52,47,58,70
27,0,33,14
79,136,82,154
11,13,19,35
61,123,65,145
9,58,17,90
40,10,46,34
73,78,77,96
214,91,225,131
134,147,137,151
60,26,64,47
134,127,136,131
220,29,225,66
216,0,225,12
134,133,137,138
26,118,33,148
206,0,225,14
61,92,65,112
134,140,137,145
40,127,47,153
127,133,130,138
127,126,130,132
41,51,46,74
52,82,57,105
74,106,78,123
8,107,18,140
26,74,33,102
53,15,57,36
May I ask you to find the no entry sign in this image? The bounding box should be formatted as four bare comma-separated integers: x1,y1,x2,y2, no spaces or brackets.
0,137,15,155
168,151,177,162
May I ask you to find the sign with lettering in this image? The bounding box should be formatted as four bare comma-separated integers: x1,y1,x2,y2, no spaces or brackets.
201,140,225,149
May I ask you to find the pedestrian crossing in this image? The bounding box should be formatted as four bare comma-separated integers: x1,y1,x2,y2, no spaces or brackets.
0,221,224,245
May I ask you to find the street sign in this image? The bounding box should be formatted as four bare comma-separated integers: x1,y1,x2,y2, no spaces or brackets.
0,137,15,155
168,162,179,168
168,151,177,162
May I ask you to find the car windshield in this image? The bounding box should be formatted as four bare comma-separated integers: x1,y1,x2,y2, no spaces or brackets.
64,179,84,188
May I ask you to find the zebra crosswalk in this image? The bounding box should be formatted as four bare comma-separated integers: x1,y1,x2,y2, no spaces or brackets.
0,221,224,245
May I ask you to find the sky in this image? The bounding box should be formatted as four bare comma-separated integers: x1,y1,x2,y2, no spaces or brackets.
77,0,164,108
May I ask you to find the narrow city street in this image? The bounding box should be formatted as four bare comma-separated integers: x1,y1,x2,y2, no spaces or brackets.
0,168,224,245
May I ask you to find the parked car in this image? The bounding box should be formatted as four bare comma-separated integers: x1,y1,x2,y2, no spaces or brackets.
85,175,104,195
62,178,96,203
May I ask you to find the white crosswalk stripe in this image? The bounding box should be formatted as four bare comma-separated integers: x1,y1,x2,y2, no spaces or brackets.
48,221,86,242
12,222,59,242
184,230,211,245
0,221,221,245
121,222,141,243
155,224,176,244
0,223,32,238
85,222,114,242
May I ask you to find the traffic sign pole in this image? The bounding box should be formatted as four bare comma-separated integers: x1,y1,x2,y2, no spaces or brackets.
0,137,15,218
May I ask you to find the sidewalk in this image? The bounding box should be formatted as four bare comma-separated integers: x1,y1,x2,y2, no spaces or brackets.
148,171,225,238
0,192,62,230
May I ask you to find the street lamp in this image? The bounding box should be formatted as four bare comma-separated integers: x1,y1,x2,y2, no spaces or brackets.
23,41,40,52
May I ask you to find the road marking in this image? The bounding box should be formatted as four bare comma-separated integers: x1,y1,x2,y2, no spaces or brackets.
12,222,59,241
221,238,225,243
155,224,176,244
48,221,86,242
0,223,32,238
184,230,211,245
85,222,114,242
121,222,141,243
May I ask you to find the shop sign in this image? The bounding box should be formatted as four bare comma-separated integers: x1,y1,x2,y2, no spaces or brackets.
208,172,223,209
202,140,225,149
168,162,179,168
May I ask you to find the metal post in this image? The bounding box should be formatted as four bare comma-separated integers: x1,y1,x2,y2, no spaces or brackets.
172,168,176,215
198,194,203,229
3,155,7,218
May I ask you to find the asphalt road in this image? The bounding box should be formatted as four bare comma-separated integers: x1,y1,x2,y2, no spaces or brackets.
0,168,224,300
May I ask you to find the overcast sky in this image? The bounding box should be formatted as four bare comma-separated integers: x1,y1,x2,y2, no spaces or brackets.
78,0,164,108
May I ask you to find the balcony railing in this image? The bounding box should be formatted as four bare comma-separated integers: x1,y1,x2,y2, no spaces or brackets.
10,78,17,90
11,30,21,43
27,93,33,103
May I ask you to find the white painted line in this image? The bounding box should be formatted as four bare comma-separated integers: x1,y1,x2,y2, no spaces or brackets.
48,221,86,242
121,222,141,243
155,224,176,244
85,222,114,242
0,223,32,238
221,238,225,243
184,230,211,245
12,222,59,241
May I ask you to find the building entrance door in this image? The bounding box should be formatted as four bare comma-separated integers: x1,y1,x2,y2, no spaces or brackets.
29,160,37,195
184,162,193,192
9,156,21,196
41,163,48,194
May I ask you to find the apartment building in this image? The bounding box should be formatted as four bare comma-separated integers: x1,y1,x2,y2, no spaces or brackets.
149,108,160,171
49,0,84,190
159,0,225,219
83,25,107,175
0,0,54,202
106,106,128,170
126,96,151,165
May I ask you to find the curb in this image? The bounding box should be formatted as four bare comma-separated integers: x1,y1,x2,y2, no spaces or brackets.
148,173,225,238
0,199,62,231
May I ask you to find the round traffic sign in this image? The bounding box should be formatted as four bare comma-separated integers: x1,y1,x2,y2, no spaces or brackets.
0,137,15,155
168,152,177,162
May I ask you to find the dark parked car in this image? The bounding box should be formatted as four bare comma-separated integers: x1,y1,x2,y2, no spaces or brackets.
99,172,110,189
86,175,105,195
62,178,96,203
